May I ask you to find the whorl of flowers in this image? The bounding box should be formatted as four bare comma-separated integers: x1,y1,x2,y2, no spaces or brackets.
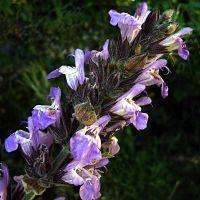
1,2,193,200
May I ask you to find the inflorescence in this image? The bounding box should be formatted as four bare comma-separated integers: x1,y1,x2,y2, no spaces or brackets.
1,2,193,200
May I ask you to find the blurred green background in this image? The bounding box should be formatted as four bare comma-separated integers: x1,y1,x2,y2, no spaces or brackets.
0,0,199,199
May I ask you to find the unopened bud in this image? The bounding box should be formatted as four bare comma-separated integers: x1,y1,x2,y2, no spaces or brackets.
163,9,174,20
167,22,179,34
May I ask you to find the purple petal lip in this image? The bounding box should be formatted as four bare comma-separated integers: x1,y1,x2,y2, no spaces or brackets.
32,87,61,130
80,177,101,200
178,47,189,60
132,112,149,130
108,10,122,26
47,68,62,79
4,130,30,153
135,97,152,106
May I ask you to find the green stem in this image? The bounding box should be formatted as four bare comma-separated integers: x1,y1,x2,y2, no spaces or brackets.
47,145,70,176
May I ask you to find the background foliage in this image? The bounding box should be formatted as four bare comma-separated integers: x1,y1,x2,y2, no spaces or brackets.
0,0,199,199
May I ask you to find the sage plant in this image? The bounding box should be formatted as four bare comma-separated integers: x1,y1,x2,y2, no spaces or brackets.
1,2,193,200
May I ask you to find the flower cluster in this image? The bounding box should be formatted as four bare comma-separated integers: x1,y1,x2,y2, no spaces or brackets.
1,2,192,200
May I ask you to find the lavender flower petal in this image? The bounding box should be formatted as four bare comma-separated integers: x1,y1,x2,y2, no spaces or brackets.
0,163,9,200
117,83,145,101
32,87,61,130
131,112,149,130
109,3,150,43
75,49,85,85
4,130,30,153
100,39,109,60
47,68,62,79
135,97,152,106
70,131,102,164
175,27,193,37
79,177,101,200
62,161,84,186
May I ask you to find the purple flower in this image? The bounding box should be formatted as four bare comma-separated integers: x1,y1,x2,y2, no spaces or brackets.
160,27,193,60
0,163,9,200
70,115,111,161
109,3,150,43
47,49,85,90
63,158,106,200
62,160,103,200
62,141,108,199
62,116,110,199
110,84,151,130
73,115,110,149
32,87,61,130
5,117,53,155
85,39,109,63
70,133,102,165
135,59,169,98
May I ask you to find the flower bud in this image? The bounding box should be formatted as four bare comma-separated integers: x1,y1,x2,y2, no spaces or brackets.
74,102,97,126
162,9,174,20
167,22,179,34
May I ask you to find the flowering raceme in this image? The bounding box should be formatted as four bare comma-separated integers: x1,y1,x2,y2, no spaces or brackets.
2,2,193,200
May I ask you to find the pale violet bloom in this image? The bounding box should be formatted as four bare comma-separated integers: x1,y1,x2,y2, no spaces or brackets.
62,156,107,200
63,160,103,200
135,59,169,98
85,39,109,63
62,149,108,200
70,115,111,159
109,3,150,43
160,27,193,60
98,39,109,60
62,116,110,200
110,84,151,130
32,87,61,130
47,49,85,90
4,117,53,156
0,163,9,200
